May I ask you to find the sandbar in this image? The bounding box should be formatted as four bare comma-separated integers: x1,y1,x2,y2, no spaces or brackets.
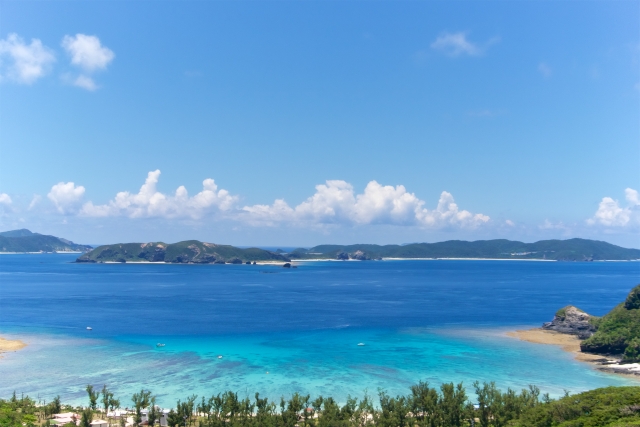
0,336,26,356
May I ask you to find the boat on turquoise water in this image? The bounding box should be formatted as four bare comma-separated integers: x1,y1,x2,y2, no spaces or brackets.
218,355,223,359
357,343,365,346
86,327,92,331
156,343,165,347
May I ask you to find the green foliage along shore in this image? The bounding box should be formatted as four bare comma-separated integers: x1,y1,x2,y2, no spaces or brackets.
581,284,640,361
3,384,640,427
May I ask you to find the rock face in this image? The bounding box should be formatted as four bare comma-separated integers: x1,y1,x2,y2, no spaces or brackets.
350,250,371,261
542,305,596,339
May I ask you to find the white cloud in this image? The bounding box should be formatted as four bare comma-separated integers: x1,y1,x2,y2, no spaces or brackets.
61,34,114,71
243,180,489,229
539,219,568,231
430,32,498,57
538,62,552,77
28,195,41,210
0,33,56,84
72,74,98,91
505,220,515,227
0,193,12,205
587,188,640,228
48,182,86,214
52,171,489,230
81,170,238,219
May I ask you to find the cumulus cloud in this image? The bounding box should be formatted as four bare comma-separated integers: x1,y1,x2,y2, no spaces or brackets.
430,32,498,57
81,170,238,219
243,180,489,229
61,34,114,91
0,193,12,205
48,182,86,214
62,34,114,71
49,171,489,230
0,33,56,84
588,188,640,228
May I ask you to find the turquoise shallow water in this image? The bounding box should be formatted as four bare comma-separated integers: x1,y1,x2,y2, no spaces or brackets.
0,254,638,405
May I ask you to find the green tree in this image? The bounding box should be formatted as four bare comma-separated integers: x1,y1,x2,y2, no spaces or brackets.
80,408,93,427
148,397,159,427
50,396,62,415
131,390,152,427
101,386,114,420
86,385,99,411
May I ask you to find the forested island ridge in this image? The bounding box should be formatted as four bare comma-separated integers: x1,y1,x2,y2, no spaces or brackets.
74,237,640,263
0,229,92,253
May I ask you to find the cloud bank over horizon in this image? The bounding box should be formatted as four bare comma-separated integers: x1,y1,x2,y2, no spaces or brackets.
40,170,491,230
0,171,637,248
5,171,639,235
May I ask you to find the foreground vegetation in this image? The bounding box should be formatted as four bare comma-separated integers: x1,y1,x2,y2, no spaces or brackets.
3,383,640,427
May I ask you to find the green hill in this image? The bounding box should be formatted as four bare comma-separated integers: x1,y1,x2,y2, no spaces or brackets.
0,229,93,253
581,284,640,361
289,238,640,261
76,240,291,264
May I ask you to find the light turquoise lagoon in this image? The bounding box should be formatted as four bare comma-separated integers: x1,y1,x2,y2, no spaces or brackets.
1,254,638,405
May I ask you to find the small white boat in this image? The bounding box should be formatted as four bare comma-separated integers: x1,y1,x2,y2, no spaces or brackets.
86,327,92,331
156,343,165,347
357,343,365,346
217,355,223,359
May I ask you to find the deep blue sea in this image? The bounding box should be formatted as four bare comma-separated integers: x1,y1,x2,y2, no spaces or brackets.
1,254,638,406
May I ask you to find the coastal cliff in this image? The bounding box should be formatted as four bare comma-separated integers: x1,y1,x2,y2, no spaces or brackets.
538,285,640,370
76,240,291,264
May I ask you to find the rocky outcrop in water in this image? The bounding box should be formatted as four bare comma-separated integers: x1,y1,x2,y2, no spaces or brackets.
542,305,596,339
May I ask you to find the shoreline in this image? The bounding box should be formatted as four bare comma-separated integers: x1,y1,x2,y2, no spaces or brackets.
2,252,639,262
0,336,27,358
507,328,640,379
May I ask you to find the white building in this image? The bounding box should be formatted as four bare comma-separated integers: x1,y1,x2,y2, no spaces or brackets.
160,410,170,427
90,420,108,427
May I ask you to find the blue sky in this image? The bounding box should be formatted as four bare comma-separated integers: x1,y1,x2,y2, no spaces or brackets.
0,1,638,247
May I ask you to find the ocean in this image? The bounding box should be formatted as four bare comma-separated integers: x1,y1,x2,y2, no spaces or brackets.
0,254,638,406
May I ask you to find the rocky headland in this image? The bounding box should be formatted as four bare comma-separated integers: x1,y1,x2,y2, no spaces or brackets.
542,305,596,339
510,284,640,378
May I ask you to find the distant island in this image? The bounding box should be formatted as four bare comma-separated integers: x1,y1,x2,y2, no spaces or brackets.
1,229,638,262
72,237,640,264
288,238,640,261
0,229,93,253
76,240,290,264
